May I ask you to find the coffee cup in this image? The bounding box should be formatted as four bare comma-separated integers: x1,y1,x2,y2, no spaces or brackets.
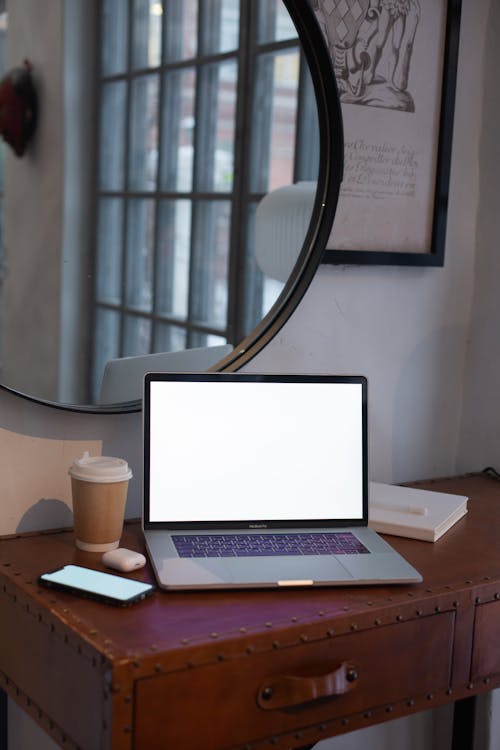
69,452,133,552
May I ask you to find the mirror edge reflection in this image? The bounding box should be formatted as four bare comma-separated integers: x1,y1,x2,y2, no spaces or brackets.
0,0,343,415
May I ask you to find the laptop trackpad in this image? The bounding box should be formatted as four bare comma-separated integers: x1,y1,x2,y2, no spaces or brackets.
340,553,420,581
226,556,354,584
162,558,231,586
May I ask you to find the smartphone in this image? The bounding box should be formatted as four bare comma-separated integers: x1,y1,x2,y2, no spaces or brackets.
39,564,155,606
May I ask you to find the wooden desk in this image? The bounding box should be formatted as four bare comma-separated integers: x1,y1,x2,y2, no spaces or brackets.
0,474,499,750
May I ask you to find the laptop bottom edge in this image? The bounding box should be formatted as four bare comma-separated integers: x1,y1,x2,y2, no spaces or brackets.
144,530,422,590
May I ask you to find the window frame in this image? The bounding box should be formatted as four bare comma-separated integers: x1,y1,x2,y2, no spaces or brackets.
91,0,324,399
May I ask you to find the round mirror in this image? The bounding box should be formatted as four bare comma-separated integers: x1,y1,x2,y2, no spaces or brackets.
0,0,342,412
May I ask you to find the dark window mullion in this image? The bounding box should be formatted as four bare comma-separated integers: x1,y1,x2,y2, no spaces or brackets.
150,2,169,353
102,43,243,83
185,3,206,347
226,0,258,346
254,37,299,55
119,0,134,358
94,303,223,336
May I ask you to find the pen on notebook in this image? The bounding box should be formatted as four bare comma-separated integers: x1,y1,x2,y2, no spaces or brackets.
371,502,429,516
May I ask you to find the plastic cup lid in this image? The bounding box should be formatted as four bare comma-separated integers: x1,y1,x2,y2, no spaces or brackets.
68,452,133,483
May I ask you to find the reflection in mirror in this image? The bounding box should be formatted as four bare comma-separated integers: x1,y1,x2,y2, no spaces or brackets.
0,0,322,409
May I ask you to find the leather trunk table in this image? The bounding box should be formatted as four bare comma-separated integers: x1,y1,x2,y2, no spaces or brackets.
1,473,499,750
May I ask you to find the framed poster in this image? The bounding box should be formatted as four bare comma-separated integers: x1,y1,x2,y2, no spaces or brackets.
313,0,462,266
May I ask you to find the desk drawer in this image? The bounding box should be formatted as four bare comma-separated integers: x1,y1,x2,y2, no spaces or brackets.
471,600,500,680
134,612,453,750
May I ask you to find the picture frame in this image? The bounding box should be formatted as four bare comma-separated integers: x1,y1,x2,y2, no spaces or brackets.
314,0,462,267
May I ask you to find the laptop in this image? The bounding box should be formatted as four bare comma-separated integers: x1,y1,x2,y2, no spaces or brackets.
142,373,422,589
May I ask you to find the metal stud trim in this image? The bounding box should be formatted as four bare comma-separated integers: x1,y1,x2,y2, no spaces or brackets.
232,680,500,750
0,669,79,749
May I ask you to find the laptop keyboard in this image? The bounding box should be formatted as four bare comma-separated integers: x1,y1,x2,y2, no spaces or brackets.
172,531,369,558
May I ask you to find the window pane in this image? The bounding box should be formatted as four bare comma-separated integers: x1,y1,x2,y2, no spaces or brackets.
156,200,191,319
129,74,159,190
132,0,163,69
123,315,152,356
95,199,123,304
164,0,198,62
200,0,239,55
92,308,120,401
160,68,196,191
249,50,299,193
101,0,129,75
242,202,284,336
196,62,237,193
99,81,127,190
191,201,230,329
241,202,263,337
125,199,155,311
154,323,187,352
295,60,320,181
257,0,297,44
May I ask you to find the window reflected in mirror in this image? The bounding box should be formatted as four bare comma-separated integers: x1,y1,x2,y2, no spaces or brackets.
92,0,319,401
0,0,325,408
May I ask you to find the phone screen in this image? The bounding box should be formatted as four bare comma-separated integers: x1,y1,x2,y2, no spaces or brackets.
39,565,155,605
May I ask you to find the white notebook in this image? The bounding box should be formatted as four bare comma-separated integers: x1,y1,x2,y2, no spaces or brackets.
369,482,468,542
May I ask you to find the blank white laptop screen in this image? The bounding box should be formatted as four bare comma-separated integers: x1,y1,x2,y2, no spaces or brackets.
146,376,366,525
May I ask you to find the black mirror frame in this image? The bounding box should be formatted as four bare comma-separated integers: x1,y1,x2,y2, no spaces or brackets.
0,0,344,413
217,0,344,374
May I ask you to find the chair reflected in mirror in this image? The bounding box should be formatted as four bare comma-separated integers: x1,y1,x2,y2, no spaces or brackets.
98,344,233,405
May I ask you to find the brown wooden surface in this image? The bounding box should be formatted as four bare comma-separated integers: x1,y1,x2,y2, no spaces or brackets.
134,612,454,750
0,473,499,749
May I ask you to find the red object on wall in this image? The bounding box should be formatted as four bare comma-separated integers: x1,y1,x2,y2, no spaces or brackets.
0,59,38,157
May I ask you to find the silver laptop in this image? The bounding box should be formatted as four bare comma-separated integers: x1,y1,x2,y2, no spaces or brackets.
142,373,422,589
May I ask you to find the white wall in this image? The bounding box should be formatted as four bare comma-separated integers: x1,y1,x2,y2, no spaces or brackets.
245,0,487,487
1,0,496,747
2,0,64,402
457,0,500,472
2,0,95,405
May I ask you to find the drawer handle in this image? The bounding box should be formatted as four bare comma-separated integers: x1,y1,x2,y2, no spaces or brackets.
257,662,358,710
